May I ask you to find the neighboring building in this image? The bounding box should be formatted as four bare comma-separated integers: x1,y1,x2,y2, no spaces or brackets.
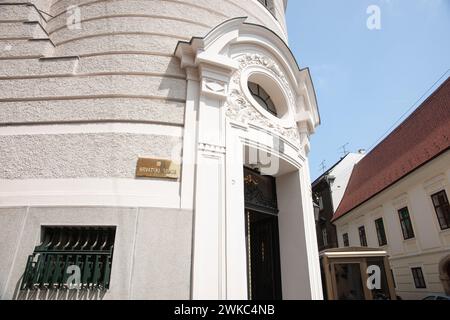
0,1,323,300
333,78,450,300
312,152,365,251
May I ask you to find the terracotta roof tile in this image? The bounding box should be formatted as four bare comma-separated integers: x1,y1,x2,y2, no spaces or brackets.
333,77,450,221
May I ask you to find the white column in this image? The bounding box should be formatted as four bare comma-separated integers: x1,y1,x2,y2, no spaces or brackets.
299,159,324,300
191,67,230,300
180,68,200,210
225,122,249,300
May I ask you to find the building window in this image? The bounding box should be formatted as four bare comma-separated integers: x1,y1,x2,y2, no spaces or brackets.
322,227,328,247
411,267,427,289
343,233,349,247
358,226,368,247
431,190,450,230
398,207,415,240
257,0,275,15
375,218,387,246
21,226,116,291
248,82,278,116
318,195,324,210
391,269,396,288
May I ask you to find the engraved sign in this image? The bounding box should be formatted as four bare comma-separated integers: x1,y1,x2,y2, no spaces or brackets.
136,158,180,180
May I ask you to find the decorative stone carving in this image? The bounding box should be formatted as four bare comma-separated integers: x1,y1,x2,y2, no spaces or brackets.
225,53,300,144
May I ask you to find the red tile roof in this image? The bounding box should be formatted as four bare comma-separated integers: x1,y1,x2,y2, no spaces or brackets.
333,77,450,221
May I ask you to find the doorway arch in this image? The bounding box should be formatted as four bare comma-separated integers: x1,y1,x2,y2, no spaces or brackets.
439,255,450,295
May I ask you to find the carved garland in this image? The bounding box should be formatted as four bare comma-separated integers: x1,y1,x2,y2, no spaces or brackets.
225,54,300,144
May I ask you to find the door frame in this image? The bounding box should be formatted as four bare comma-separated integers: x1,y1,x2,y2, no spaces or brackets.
245,209,283,300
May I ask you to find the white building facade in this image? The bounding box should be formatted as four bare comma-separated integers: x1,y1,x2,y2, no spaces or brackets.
0,0,322,300
333,79,450,300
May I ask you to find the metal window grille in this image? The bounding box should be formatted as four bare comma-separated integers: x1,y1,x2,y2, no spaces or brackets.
21,226,116,291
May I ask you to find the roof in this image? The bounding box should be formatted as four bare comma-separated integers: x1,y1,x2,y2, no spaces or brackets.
312,154,350,188
333,77,450,221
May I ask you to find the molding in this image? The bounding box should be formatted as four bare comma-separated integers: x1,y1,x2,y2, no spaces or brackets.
423,174,447,195
198,143,226,154
0,122,184,137
226,53,301,146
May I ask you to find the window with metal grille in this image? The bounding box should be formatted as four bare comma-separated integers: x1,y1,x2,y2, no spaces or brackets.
398,207,415,240
431,190,450,230
358,226,368,247
257,0,275,15
411,267,426,289
248,82,278,116
21,226,116,291
343,233,350,247
375,218,387,246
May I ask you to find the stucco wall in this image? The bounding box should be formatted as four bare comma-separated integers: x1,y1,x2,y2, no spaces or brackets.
0,0,298,300
0,206,193,300
0,0,288,182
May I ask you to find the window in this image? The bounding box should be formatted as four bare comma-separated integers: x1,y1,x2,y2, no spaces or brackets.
343,233,350,247
358,226,368,247
411,267,426,289
431,190,450,230
391,269,396,288
398,207,415,240
375,218,387,246
318,195,324,211
257,0,275,15
21,226,116,291
322,227,328,247
248,82,277,116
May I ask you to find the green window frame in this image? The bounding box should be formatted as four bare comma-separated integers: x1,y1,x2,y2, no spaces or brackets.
431,190,450,230
343,233,349,247
398,207,415,240
375,218,388,246
358,226,368,247
21,226,116,291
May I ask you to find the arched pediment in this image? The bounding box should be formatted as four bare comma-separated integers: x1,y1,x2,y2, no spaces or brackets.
175,17,320,149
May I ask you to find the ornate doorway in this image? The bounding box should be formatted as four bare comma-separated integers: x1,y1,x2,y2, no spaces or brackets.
244,167,282,300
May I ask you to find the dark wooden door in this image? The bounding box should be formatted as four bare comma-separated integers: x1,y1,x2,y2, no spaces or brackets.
248,212,282,300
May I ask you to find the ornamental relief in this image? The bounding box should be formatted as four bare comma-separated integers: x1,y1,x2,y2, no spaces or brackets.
225,54,300,144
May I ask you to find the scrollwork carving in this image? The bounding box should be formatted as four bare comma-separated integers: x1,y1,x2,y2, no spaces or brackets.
225,53,300,144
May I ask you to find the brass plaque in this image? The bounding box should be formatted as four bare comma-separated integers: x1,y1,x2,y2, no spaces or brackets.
136,158,180,180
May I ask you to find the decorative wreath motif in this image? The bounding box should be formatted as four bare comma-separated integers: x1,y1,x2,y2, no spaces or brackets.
225,53,300,144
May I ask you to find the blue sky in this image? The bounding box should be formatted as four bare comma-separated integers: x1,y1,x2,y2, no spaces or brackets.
286,0,450,180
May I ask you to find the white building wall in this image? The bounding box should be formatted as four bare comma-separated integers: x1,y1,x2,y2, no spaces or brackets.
0,0,324,300
335,150,450,299
329,153,365,210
